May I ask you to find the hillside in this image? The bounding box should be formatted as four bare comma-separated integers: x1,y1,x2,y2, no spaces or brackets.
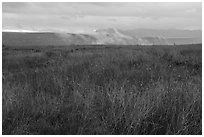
120,29,202,45
2,32,97,46
2,29,202,46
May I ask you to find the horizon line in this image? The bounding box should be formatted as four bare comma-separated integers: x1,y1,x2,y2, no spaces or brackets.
2,28,202,33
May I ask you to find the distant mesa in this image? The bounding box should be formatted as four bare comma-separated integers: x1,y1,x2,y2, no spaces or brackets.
2,28,202,46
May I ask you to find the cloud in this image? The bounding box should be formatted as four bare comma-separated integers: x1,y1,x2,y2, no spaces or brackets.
86,2,126,7
3,2,201,17
106,18,117,22
2,2,28,12
2,2,202,32
186,8,197,13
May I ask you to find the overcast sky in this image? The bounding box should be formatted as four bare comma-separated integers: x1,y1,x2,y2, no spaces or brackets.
2,2,202,33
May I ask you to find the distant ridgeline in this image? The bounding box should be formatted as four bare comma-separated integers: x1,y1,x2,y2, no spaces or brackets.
2,29,202,46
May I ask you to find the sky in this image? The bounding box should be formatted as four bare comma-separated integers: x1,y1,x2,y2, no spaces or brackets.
2,2,202,33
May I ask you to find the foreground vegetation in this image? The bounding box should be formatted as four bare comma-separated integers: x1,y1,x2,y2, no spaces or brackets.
2,44,202,135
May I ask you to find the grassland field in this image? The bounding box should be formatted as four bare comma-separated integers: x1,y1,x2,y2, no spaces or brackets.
2,44,202,135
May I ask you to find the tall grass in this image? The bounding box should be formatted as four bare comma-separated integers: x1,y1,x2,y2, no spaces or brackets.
2,45,202,134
